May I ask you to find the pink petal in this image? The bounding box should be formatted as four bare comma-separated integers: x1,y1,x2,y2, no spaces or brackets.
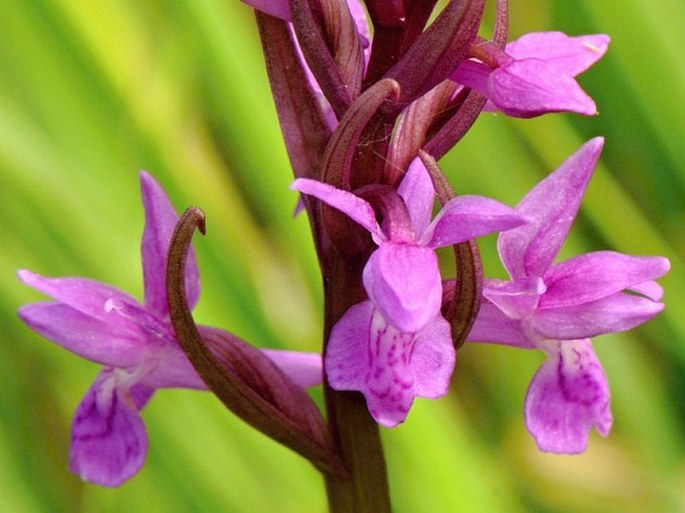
482,276,546,320
103,298,172,345
397,157,436,238
137,343,207,390
540,252,670,308
359,310,418,427
423,195,527,248
18,303,143,367
506,32,610,76
498,138,604,279
524,339,612,453
260,349,323,388
409,314,455,399
466,303,535,348
70,370,152,486
140,171,200,317
326,302,454,427
532,292,664,340
291,178,384,242
325,301,374,391
449,59,490,97
629,280,664,301
240,0,290,20
363,243,442,333
18,270,140,327
487,59,597,118
347,0,371,50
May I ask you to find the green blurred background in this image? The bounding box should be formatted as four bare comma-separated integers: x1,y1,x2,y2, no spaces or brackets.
1,1,684,511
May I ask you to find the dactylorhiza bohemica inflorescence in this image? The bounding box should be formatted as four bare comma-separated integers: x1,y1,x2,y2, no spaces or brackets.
17,0,670,510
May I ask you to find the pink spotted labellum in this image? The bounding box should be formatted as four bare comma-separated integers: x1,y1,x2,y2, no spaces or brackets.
18,172,322,486
451,32,610,118
293,157,528,425
467,138,670,452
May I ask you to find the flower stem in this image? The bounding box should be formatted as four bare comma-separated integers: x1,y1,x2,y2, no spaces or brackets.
321,257,391,513
323,388,391,513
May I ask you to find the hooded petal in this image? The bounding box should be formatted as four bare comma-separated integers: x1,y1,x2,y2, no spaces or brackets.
466,303,535,348
291,178,384,242
363,243,442,333
524,339,612,453
70,370,152,486
540,252,671,308
498,138,604,279
506,32,610,76
482,276,546,320
18,303,143,367
487,58,597,117
423,195,527,248
140,171,200,317
397,157,436,238
18,270,140,327
532,292,664,340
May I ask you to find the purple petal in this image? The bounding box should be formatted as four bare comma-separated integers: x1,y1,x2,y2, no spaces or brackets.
18,270,140,327
325,301,374,391
327,303,452,427
347,0,371,50
137,343,207,390
240,0,290,20
449,59,491,97
194,325,323,389
532,292,664,340
104,298,172,344
466,303,535,348
498,138,604,279
291,178,384,242
487,59,597,117
18,303,143,367
482,277,546,320
629,280,664,302
540,252,670,308
423,195,527,249
524,339,612,453
70,370,152,486
363,243,442,333
261,349,322,388
140,171,200,317
409,314,456,399
397,157,436,238
506,32,610,76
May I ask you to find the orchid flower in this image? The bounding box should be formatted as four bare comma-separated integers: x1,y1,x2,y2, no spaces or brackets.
293,157,527,334
467,138,670,452
18,172,322,486
292,158,526,426
451,32,610,118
